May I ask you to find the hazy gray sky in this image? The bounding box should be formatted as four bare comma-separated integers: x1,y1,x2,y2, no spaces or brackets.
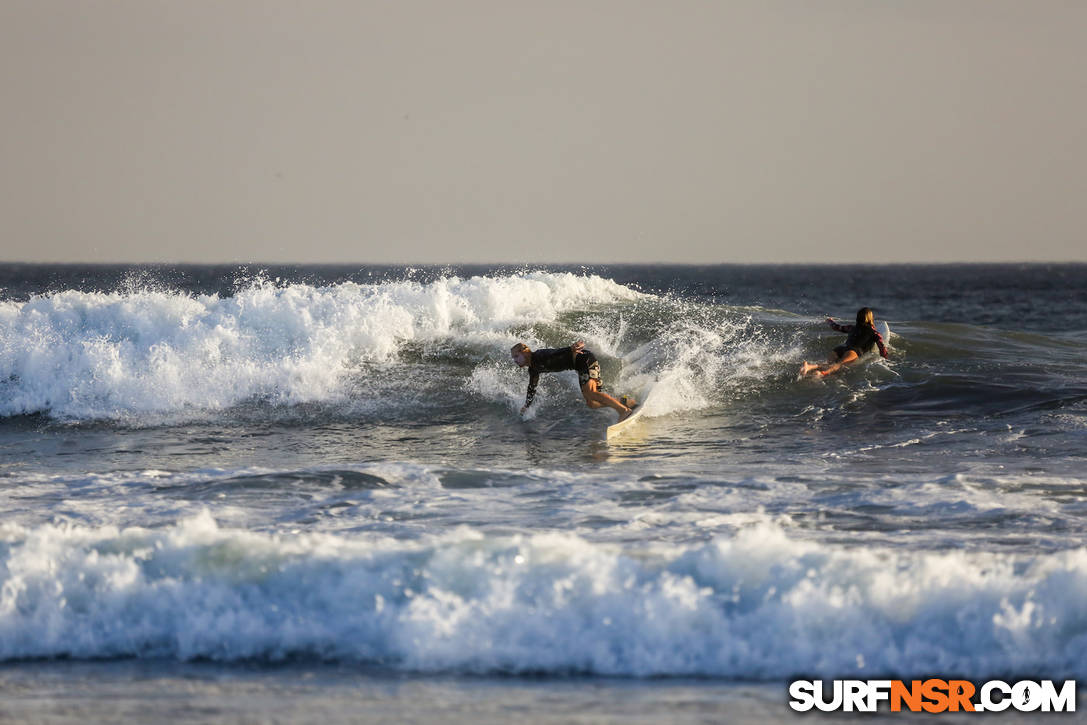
2,1,1084,264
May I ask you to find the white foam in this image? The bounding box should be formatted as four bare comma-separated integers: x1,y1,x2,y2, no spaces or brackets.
0,273,641,420
619,310,796,418
1,514,1085,678
465,362,531,416
2,273,825,422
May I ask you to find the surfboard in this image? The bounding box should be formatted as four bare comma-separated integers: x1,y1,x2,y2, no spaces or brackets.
605,386,655,440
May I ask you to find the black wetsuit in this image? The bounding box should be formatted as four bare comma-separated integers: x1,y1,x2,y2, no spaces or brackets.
830,321,889,359
524,347,601,408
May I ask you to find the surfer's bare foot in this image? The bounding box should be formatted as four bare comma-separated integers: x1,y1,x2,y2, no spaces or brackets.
799,361,817,375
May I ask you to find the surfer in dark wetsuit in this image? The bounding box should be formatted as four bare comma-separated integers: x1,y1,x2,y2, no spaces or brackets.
511,341,634,421
799,307,889,377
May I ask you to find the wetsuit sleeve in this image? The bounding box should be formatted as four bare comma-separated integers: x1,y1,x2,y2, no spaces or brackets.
524,370,540,408
827,319,853,333
875,330,889,359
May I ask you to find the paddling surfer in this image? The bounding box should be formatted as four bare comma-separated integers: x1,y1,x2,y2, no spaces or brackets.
799,307,889,377
511,341,634,421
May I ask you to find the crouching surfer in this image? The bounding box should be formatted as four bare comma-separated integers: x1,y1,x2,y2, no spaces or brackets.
799,307,889,377
511,341,634,421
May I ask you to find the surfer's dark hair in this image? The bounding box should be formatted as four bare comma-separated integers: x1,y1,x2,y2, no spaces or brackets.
856,308,875,327
511,342,530,354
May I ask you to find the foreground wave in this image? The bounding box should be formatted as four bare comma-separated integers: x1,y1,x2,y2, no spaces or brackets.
2,512,1084,679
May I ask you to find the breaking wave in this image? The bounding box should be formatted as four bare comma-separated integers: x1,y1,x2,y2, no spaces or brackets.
2,513,1085,679
0,273,641,420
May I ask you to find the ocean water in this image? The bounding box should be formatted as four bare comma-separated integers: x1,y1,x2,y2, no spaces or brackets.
1,263,1085,723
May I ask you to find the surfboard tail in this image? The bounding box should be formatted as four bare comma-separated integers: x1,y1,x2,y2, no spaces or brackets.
606,385,656,440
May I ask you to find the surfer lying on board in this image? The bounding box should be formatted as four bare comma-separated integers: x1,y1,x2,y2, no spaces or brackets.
799,307,889,377
511,341,635,422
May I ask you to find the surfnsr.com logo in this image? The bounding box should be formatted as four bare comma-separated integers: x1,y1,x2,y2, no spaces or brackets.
789,679,1076,713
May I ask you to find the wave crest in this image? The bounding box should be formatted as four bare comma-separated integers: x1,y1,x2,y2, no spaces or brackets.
0,273,640,419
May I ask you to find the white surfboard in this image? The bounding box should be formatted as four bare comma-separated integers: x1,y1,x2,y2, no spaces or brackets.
605,386,656,440
875,321,891,346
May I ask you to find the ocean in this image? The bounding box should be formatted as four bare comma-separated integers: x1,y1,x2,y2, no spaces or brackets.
1,263,1085,723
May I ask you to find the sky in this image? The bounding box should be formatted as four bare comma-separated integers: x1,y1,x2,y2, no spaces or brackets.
1,1,1084,264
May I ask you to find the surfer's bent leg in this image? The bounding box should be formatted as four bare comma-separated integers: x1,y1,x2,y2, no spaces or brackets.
575,354,631,420
817,349,860,377
581,379,632,420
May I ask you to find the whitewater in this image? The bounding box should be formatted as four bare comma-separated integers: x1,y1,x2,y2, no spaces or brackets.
0,272,645,419
1,264,1086,721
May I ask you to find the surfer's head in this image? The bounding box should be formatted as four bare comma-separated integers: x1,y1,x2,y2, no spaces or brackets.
510,342,531,367
856,307,875,327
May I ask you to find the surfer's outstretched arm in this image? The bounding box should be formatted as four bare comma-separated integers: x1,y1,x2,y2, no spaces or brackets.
826,318,852,333
520,370,540,414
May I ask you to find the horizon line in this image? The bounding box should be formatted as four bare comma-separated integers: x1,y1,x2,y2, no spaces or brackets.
2,259,1085,267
